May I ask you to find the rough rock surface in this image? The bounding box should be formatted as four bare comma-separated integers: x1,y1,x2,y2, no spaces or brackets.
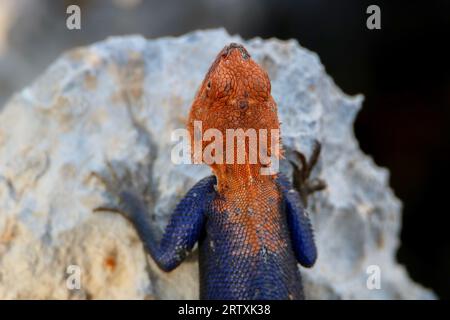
0,29,434,299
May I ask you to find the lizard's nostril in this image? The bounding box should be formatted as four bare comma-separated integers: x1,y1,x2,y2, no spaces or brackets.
238,100,249,110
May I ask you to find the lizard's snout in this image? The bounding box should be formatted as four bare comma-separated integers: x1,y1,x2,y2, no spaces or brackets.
221,43,251,60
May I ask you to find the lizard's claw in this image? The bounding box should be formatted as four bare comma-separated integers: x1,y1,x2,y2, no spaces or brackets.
304,178,327,195
91,161,146,222
93,191,144,224
290,140,327,206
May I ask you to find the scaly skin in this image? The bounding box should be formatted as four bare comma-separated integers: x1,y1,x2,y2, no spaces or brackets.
95,43,321,300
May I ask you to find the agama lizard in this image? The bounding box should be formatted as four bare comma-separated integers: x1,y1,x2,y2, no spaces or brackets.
95,43,325,300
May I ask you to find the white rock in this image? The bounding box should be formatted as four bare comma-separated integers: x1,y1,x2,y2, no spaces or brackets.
0,29,434,299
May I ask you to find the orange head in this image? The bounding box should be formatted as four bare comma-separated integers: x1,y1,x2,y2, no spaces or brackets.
188,43,282,192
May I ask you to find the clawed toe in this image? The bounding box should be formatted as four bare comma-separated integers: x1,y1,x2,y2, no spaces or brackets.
90,161,146,221
290,140,326,206
305,178,327,195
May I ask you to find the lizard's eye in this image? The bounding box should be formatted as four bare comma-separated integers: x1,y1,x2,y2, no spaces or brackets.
207,81,212,90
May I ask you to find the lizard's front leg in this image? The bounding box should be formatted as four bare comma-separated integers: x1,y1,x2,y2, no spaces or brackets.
277,174,318,268
92,163,216,272
278,140,325,268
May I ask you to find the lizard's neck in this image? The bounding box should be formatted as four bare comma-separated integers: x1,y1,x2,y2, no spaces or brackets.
211,163,275,194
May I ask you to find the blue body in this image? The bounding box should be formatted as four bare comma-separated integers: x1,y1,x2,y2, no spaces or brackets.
121,174,317,300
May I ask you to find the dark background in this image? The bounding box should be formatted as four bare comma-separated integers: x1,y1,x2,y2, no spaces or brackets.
2,0,449,298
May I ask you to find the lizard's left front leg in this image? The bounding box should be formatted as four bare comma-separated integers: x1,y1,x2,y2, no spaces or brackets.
93,165,216,272
277,174,317,268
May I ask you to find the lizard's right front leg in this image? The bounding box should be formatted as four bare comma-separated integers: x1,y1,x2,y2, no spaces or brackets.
93,165,216,272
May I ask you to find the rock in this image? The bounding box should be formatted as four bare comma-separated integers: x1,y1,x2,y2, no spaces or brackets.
0,0,265,107
0,29,434,299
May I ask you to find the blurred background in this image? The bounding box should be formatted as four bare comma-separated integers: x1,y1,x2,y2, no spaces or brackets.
0,0,448,298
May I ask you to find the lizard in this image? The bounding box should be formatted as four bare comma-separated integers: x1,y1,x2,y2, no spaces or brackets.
94,43,325,300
